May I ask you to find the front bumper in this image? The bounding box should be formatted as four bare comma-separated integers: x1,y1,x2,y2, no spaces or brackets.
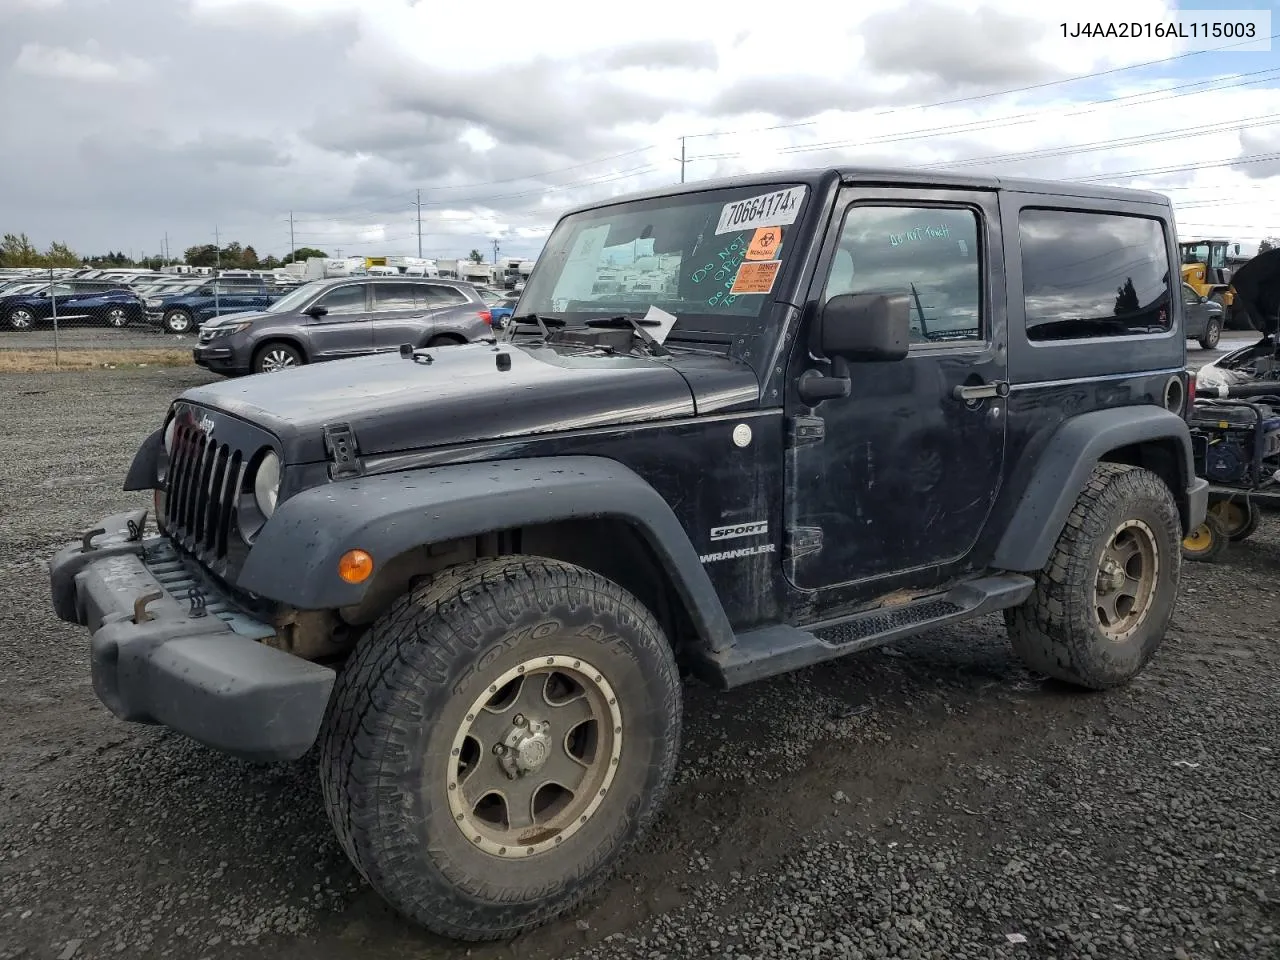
191,344,244,373
48,509,335,762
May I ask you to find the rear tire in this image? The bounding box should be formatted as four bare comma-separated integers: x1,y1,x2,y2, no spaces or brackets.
1198,317,1221,350
1005,463,1181,690
426,333,466,347
318,556,682,941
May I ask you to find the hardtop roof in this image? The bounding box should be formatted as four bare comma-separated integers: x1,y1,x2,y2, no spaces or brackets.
557,165,1171,219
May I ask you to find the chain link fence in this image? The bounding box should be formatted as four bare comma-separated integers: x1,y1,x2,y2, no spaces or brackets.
0,266,308,370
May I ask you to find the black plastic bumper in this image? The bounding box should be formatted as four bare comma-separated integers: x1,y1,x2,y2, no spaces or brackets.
48,509,335,763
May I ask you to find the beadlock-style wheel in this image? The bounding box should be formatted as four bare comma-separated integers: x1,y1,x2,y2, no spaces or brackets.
447,655,622,859
1094,518,1159,642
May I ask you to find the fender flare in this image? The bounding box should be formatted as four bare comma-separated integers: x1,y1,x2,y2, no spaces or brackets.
992,406,1197,572
123,428,162,492
237,455,736,652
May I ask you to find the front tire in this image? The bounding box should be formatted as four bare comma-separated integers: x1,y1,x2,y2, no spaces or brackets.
163,309,194,334
318,556,683,941
1005,463,1181,690
252,341,303,373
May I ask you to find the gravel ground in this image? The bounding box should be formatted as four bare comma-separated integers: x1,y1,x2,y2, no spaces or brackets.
1,367,1277,960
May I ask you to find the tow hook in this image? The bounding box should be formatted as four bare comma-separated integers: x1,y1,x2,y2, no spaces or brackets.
132,591,163,624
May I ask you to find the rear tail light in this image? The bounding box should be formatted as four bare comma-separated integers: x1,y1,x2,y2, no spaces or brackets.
479,310,492,326
1186,371,1197,416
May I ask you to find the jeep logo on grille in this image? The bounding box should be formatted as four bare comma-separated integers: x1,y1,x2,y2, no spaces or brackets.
196,416,215,437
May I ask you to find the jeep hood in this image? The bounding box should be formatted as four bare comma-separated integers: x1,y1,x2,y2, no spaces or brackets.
179,339,760,463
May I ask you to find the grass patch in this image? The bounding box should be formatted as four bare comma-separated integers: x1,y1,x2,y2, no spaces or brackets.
0,349,195,373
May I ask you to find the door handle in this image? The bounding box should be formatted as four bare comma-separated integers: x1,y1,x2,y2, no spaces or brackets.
952,380,1010,401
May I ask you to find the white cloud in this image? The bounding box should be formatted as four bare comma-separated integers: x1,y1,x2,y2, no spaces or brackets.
12,43,154,83
3,0,1280,259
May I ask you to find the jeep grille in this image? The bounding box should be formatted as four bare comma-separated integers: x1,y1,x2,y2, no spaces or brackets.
164,420,244,565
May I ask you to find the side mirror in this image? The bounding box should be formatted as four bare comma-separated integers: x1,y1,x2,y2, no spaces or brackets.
798,293,911,406
819,292,911,362
1200,295,1208,303
306,304,328,318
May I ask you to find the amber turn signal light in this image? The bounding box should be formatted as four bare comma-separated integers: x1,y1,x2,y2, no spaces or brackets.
338,549,374,584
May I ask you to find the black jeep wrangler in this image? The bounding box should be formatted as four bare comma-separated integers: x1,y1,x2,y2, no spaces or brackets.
49,166,1208,941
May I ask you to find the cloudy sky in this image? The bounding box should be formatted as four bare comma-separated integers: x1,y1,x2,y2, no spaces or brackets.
1,0,1278,264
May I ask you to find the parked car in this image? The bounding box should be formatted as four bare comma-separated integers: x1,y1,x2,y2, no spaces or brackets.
472,285,517,329
1182,281,1224,350
192,276,496,374
2,280,143,331
146,280,286,334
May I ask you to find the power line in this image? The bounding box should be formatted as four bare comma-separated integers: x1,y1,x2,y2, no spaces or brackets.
272,33,1280,226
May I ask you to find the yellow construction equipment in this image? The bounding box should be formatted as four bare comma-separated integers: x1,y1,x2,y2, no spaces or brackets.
1180,238,1245,327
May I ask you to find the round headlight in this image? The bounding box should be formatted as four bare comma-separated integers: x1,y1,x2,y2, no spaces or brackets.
254,450,281,518
163,417,176,454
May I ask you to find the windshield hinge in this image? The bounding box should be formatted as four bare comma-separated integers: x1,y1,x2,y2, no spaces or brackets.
784,526,823,562
786,416,825,447
323,422,363,480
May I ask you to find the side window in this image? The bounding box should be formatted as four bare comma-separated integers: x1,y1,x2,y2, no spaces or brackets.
1020,208,1172,341
313,285,367,315
371,283,418,311
823,204,982,343
420,284,470,307
1182,284,1200,306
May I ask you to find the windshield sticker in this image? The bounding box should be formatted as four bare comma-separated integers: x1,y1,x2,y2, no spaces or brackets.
746,227,781,261
730,260,781,296
716,186,806,235
691,233,750,309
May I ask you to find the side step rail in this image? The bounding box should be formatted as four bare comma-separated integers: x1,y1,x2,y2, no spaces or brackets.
696,574,1035,689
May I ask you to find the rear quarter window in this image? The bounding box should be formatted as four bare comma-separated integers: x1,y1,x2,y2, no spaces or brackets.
1019,208,1172,341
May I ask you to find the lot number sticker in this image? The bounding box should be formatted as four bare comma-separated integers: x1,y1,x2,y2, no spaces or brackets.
730,259,781,295
716,186,806,235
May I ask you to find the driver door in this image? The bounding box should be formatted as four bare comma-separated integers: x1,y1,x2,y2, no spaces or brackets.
784,187,1008,595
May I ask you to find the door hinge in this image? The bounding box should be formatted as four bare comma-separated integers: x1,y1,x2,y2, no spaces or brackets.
323,422,364,479
785,526,823,561
786,416,825,446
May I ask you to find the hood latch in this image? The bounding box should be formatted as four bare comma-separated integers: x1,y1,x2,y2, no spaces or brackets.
323,422,364,480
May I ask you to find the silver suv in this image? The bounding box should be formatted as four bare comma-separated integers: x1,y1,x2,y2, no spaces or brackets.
192,276,495,375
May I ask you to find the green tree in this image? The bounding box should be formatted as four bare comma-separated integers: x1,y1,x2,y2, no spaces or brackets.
468,248,484,263
0,232,43,267
184,243,220,268
261,254,281,269
44,241,81,267
241,245,260,268
281,247,328,265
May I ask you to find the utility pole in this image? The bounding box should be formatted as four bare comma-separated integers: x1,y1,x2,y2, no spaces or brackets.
214,225,221,317
288,211,295,265
416,189,423,259
674,136,686,183
163,232,169,266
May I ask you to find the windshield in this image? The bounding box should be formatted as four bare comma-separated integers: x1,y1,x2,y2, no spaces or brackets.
518,182,809,330
264,281,322,313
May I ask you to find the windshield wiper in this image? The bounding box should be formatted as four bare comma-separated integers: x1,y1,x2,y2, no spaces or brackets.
584,314,671,357
506,313,566,339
